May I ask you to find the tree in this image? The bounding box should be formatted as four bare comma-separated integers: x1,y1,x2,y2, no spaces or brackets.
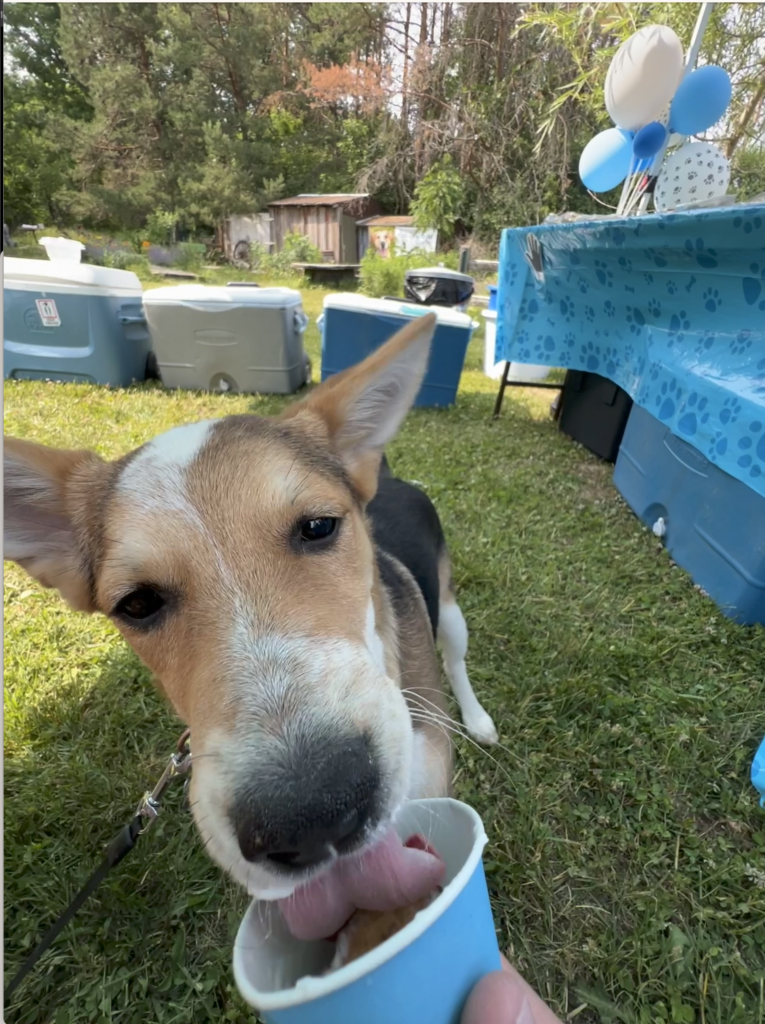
2,2,91,225
4,2,762,243
410,156,464,243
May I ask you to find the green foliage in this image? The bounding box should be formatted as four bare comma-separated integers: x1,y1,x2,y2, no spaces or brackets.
145,210,178,247
102,249,149,272
359,247,458,299
411,157,465,242
267,232,322,275
731,146,765,202
174,242,206,272
3,2,764,247
178,122,261,227
2,0,93,226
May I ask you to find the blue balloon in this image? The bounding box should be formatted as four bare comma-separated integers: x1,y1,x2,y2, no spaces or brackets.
579,128,634,192
633,121,667,159
669,65,732,136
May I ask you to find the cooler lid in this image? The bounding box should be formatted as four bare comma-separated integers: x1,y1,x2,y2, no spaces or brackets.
3,257,143,295
404,267,474,284
143,284,303,307
322,292,474,326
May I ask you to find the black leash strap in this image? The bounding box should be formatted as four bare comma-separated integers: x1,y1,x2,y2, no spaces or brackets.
4,817,143,1007
4,731,192,1012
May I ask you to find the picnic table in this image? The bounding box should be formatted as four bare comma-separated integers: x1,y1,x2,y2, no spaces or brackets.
494,202,765,498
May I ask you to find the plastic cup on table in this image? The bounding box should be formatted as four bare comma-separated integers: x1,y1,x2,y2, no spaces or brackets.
233,797,500,1024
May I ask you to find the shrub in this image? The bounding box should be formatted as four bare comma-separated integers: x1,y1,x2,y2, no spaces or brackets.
267,232,322,275
103,249,149,271
359,246,459,298
174,242,205,271
146,209,177,246
411,156,465,244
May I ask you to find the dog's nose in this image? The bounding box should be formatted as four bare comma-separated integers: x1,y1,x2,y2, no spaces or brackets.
232,733,380,870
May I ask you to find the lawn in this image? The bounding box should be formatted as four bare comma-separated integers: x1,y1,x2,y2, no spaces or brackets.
4,283,765,1024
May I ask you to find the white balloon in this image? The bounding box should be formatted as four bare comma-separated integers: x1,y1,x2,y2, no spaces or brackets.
605,25,684,131
655,141,731,211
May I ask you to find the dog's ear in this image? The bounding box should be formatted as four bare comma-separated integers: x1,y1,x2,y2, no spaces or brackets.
284,312,436,499
4,436,107,611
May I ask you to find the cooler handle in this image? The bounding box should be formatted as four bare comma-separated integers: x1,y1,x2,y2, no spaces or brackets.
118,314,147,325
316,314,324,331
294,310,309,333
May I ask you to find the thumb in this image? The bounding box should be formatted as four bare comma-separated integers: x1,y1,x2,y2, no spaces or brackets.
461,958,564,1024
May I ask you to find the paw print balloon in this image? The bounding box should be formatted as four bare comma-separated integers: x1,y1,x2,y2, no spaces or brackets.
655,140,730,211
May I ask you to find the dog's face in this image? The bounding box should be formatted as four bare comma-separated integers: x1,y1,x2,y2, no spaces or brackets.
4,314,437,897
372,230,391,257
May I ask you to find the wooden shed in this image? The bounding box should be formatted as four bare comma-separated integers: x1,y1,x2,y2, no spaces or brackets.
268,194,382,264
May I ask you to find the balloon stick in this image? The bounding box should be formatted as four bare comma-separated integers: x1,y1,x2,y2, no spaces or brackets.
639,2,715,214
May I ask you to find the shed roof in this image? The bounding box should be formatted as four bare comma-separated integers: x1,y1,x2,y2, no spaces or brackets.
268,194,370,208
356,215,415,227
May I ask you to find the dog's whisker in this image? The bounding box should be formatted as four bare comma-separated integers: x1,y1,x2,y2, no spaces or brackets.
403,688,516,765
408,710,516,783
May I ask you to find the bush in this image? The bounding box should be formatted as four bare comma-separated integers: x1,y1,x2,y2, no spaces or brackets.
146,209,177,246
267,232,322,275
103,249,149,271
174,242,205,271
411,156,465,244
359,247,459,298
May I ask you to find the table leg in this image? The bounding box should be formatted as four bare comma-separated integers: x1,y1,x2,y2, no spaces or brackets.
492,362,511,419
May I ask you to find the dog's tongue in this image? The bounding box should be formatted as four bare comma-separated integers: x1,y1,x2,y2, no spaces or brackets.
278,830,445,941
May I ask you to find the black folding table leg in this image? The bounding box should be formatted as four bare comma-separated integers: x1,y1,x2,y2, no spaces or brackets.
492,361,511,420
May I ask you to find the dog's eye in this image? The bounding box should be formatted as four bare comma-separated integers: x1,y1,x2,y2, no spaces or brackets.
300,517,338,543
114,587,166,624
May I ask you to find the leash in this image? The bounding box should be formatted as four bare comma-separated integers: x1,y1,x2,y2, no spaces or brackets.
4,729,193,1011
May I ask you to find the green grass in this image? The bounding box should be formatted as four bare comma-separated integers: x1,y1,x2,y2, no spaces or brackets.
4,286,765,1024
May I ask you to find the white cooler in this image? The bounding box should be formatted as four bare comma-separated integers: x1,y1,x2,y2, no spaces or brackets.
481,309,549,382
143,285,310,394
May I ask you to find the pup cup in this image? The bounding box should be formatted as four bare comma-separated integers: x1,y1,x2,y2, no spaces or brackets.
233,798,500,1024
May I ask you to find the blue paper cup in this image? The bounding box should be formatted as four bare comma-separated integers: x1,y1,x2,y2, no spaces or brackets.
233,797,500,1024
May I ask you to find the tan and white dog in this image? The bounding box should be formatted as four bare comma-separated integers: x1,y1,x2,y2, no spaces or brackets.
3,312,497,902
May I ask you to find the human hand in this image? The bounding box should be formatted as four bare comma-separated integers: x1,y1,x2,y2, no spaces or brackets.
461,955,563,1024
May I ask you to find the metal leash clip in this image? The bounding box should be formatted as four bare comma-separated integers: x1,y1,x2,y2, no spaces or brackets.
135,730,193,834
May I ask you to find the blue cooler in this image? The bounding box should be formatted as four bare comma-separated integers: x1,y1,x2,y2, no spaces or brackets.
319,294,476,408
4,257,152,387
487,285,498,311
613,404,765,625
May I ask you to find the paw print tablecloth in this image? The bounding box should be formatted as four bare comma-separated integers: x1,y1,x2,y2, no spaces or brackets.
496,203,765,498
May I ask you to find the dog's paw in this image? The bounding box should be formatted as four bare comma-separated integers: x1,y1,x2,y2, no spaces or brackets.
463,707,499,745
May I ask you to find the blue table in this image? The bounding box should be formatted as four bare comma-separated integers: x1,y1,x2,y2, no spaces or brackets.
496,203,765,498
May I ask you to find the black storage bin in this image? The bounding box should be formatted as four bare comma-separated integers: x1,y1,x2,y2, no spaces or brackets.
404,267,474,308
558,370,633,462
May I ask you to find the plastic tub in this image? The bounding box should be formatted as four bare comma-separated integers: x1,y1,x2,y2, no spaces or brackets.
4,257,152,386
320,294,476,407
143,285,309,394
613,404,765,625
39,237,85,263
752,735,765,808
481,310,549,382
